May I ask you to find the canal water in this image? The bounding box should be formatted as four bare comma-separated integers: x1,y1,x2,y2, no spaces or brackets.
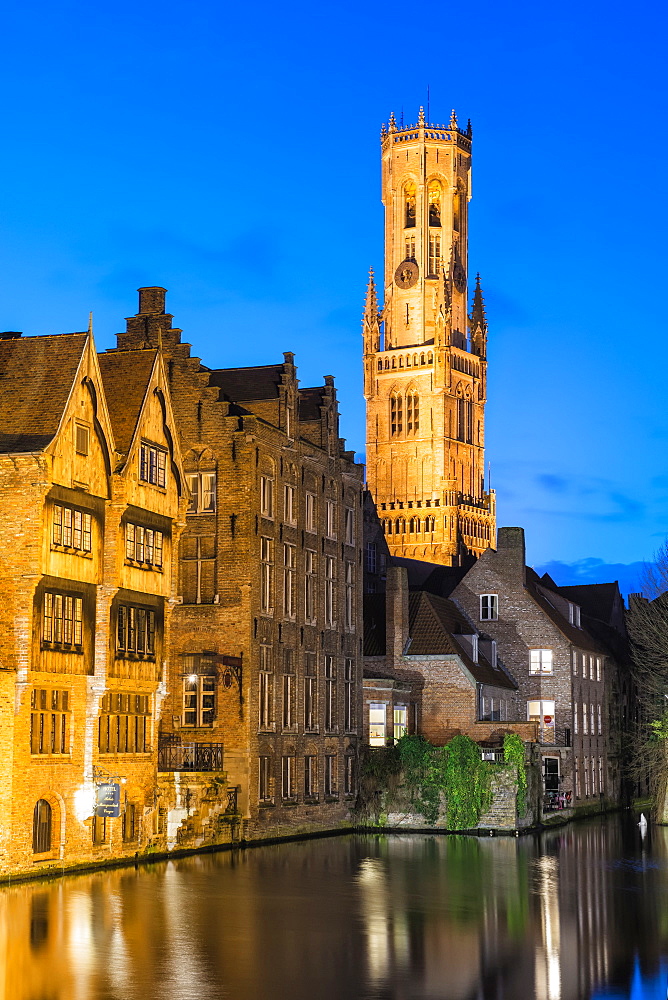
4,814,667,1000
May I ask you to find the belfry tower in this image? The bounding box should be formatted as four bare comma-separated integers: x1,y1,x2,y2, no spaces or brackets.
363,107,496,565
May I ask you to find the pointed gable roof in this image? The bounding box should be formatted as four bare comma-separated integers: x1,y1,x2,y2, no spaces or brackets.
0,333,88,453
97,350,158,456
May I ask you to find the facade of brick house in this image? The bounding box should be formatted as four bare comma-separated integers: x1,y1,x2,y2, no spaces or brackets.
107,288,365,840
0,329,188,877
362,566,538,750
452,527,620,809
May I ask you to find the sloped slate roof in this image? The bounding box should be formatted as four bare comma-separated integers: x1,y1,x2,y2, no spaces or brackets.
393,556,467,596
98,350,157,456
207,365,283,402
0,333,87,453
525,577,606,653
298,387,325,421
553,581,620,626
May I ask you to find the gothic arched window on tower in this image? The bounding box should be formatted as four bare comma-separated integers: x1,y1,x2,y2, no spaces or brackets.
428,235,441,276
406,391,419,434
390,394,403,436
404,182,416,228
453,190,461,232
428,180,442,227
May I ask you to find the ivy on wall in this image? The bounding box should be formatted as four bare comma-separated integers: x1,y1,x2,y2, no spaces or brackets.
503,732,527,816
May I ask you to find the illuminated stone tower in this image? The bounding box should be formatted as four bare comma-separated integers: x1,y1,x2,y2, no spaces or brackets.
363,107,496,565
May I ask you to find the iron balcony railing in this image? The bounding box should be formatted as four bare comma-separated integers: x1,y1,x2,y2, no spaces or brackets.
157,742,224,772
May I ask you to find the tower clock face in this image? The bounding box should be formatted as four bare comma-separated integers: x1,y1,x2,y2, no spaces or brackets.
395,259,419,289
453,263,466,293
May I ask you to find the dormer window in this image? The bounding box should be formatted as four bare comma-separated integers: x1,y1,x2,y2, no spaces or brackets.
471,635,478,662
568,603,581,627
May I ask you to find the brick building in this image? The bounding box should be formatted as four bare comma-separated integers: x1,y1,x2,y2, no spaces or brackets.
107,288,365,839
0,328,187,876
363,565,537,750
451,527,623,809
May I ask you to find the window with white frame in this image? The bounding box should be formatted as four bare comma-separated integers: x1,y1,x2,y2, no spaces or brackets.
480,594,498,621
305,493,316,532
259,645,273,729
259,755,273,802
182,675,215,727
345,507,355,545
325,556,336,626
284,484,296,525
281,755,296,800
125,522,163,567
393,705,407,743
305,550,316,622
598,756,604,794
529,649,553,675
304,755,317,798
590,704,595,735
283,544,296,619
139,442,166,487
52,504,92,552
326,500,337,539
568,603,581,627
597,703,602,735
574,702,578,734
584,756,590,796
186,472,216,513
596,657,601,682
470,634,479,663
344,561,354,630
324,656,336,731
583,702,588,734
527,699,555,741
573,651,578,675
260,475,274,518
324,754,337,797
582,656,586,679
304,653,317,731
260,537,274,613
344,658,354,731
369,703,386,746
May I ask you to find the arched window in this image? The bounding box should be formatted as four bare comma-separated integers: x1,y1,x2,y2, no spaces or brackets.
404,181,416,228
384,358,390,370
428,180,442,227
409,518,415,533
406,392,419,434
427,352,433,363
33,799,52,854
377,359,382,371
390,394,403,436
406,355,411,367
453,189,461,231
391,357,396,369
386,520,392,534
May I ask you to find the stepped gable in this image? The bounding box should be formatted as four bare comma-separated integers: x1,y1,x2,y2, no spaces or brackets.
207,364,283,403
409,590,516,689
97,349,158,457
0,332,87,453
298,387,326,421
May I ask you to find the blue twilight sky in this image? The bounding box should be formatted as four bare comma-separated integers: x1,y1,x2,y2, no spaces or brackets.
0,0,666,587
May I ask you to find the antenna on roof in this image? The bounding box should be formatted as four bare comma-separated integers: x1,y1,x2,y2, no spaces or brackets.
488,462,491,492
427,84,430,124
400,107,404,129
88,312,93,335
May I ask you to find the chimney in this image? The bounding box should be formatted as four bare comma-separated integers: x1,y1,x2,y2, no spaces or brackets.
386,565,409,664
138,287,167,315
496,527,526,583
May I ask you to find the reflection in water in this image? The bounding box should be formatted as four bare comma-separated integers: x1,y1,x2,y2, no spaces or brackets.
0,817,667,1000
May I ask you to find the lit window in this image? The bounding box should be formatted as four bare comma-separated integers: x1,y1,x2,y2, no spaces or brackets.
369,703,386,746
139,442,167,487
527,699,555,742
529,649,553,675
480,594,498,621
428,179,442,226
187,472,216,513
393,705,407,743
404,181,416,228
182,675,216,727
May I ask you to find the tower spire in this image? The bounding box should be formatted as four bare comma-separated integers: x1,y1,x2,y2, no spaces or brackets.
470,273,488,358
449,108,458,130
362,267,381,355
